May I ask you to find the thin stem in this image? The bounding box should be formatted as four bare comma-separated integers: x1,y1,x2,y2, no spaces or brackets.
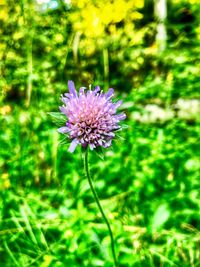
84,148,118,267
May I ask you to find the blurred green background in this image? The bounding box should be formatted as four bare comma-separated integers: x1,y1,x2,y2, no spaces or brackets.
0,0,200,266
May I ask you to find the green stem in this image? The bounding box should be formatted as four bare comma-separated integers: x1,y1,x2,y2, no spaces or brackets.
84,148,118,267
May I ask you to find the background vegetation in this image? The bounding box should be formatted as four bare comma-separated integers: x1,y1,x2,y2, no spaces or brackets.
0,0,200,266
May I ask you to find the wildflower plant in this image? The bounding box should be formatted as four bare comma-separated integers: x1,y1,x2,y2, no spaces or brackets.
55,81,126,267
58,80,126,153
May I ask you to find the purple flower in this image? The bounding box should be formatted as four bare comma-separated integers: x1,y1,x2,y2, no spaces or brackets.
58,80,126,153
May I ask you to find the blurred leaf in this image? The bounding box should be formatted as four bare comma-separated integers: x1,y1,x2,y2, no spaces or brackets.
47,112,66,127
151,204,170,231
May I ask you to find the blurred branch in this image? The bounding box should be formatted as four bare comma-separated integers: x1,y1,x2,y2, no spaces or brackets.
23,0,34,107
26,31,33,107
154,0,167,52
72,31,81,64
103,48,109,87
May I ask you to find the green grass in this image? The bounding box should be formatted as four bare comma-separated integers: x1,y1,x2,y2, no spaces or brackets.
0,0,200,266
0,102,199,266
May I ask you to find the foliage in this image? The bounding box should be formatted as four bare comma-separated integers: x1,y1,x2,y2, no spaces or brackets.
0,0,200,266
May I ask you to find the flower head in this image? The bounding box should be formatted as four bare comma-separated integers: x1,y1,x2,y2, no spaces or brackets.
58,80,126,152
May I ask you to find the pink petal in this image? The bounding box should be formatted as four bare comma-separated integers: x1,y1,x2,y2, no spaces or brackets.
68,80,77,96
58,127,69,134
114,100,122,109
68,139,79,153
115,113,126,121
105,88,114,99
